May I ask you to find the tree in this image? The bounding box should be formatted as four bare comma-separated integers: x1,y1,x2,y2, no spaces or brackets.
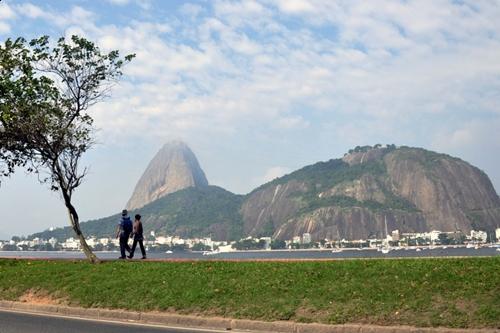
0,36,134,263
270,239,286,249
438,233,450,245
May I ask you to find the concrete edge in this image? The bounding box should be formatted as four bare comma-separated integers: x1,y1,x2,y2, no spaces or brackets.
0,300,498,333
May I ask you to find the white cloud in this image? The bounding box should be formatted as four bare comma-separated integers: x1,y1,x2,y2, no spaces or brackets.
0,3,16,20
7,1,500,164
180,3,204,17
107,0,129,5
16,3,44,18
257,166,292,185
273,0,315,14
15,4,94,28
0,21,10,34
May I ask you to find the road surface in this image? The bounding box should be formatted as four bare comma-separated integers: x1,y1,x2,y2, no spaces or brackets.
0,309,232,333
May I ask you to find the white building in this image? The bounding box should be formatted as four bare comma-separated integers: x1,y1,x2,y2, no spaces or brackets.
48,238,58,247
98,238,110,246
302,233,311,244
430,230,441,242
172,237,185,245
292,236,301,244
62,238,80,250
470,230,487,243
86,237,97,247
155,236,170,245
260,237,272,249
496,228,500,242
31,238,46,246
201,237,213,248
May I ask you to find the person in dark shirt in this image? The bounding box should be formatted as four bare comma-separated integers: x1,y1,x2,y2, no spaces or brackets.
128,214,146,259
116,209,132,259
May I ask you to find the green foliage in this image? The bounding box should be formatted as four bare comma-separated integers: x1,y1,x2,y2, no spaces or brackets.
0,258,498,328
347,144,396,154
270,239,287,249
391,147,462,170
232,238,266,250
287,159,418,214
257,218,275,238
1,244,17,251
0,35,134,190
260,158,387,193
191,243,212,251
252,147,420,216
31,186,245,241
438,233,451,245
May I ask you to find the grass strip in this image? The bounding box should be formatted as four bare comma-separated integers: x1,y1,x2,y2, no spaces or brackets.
0,257,498,328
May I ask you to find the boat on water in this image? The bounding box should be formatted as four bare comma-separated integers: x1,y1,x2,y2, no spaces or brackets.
165,250,173,254
331,248,343,253
379,215,392,254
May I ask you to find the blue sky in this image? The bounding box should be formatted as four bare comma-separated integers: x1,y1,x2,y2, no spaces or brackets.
0,0,499,239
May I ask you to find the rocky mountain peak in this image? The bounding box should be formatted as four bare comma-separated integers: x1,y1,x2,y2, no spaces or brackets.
125,141,208,210
342,145,393,165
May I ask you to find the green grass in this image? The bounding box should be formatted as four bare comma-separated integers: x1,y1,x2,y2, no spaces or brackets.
0,258,499,328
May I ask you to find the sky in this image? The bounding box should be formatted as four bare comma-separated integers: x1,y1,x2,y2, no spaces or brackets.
0,0,499,239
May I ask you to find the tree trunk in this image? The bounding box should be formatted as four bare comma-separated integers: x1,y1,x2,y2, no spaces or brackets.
61,188,100,264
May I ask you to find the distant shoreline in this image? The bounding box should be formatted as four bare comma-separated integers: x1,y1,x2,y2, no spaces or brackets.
1,243,498,253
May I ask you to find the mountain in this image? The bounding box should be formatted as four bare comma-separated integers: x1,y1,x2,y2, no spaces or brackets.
126,141,208,210
29,145,500,242
31,186,244,241
242,145,500,240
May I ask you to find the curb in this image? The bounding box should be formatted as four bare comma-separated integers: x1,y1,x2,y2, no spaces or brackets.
0,301,497,333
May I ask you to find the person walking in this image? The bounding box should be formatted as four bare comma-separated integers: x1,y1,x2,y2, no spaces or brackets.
116,209,133,259
128,214,146,259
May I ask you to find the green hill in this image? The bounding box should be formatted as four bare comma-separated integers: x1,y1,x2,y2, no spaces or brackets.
31,186,244,241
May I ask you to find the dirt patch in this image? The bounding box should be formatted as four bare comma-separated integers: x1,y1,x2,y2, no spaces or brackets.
293,301,334,324
19,289,67,305
455,299,475,313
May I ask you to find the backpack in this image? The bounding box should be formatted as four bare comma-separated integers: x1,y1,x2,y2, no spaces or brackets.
122,217,133,234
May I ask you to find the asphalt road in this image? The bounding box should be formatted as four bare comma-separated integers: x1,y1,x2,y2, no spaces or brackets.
0,310,231,333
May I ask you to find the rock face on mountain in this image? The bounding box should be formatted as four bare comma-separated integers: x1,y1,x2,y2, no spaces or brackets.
242,146,500,241
125,141,208,210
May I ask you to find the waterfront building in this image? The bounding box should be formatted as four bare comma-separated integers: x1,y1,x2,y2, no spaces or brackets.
48,238,58,247
470,230,487,243
302,233,311,244
260,237,272,249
